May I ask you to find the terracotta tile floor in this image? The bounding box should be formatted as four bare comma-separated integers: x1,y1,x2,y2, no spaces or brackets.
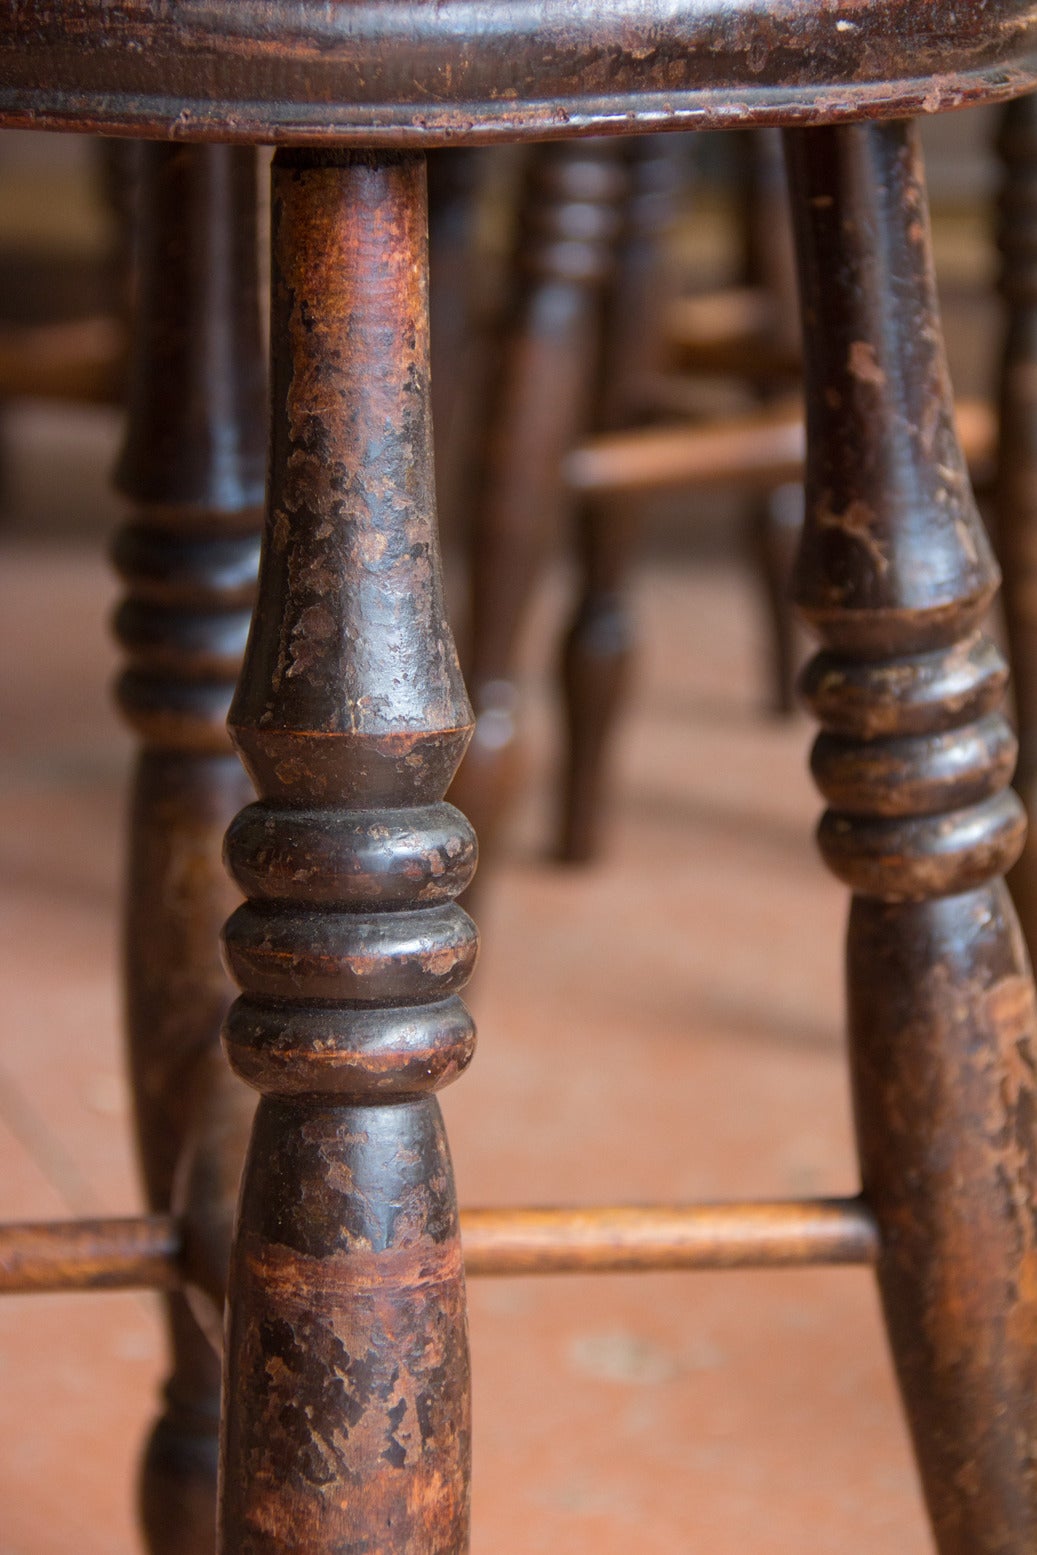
0,528,937,1555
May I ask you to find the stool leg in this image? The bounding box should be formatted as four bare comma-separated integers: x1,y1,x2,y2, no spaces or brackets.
786,119,1037,1555
451,140,626,875
218,149,476,1554
996,93,1037,962
559,501,639,862
743,130,804,718
112,146,264,1554
749,481,802,717
427,147,484,561
559,136,687,863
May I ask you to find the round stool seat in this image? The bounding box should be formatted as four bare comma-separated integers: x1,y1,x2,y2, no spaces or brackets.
3,0,1037,143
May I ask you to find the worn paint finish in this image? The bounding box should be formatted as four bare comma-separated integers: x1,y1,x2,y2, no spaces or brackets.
3,0,1037,141
219,151,474,1554
223,1102,468,1554
850,888,1037,1555
788,118,1037,1553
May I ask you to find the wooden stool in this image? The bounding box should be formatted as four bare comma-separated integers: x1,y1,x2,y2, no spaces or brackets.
3,6,1037,1554
455,126,1002,874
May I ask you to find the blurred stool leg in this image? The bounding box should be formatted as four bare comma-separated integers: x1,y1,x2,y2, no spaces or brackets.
559,136,688,863
452,139,626,881
111,143,264,1555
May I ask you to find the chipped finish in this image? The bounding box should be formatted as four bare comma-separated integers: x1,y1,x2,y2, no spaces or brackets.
811,714,1020,819
849,888,1037,1555
3,0,1037,142
223,1103,470,1554
219,150,474,1555
111,143,264,1555
791,128,996,648
223,901,479,1005
225,803,477,909
799,632,1010,740
788,118,1037,1552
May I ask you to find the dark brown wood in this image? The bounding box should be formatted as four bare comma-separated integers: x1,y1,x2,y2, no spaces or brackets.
559,135,689,863
787,117,1037,1555
451,139,626,879
112,142,264,1555
996,91,1037,968
4,1,1037,142
219,149,476,1555
0,1200,878,1293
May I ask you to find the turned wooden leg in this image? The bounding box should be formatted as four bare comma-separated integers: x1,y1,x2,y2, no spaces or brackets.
743,130,804,718
559,135,687,863
559,503,639,862
786,119,1037,1554
218,149,476,1554
451,139,626,877
111,145,264,1554
997,93,1037,962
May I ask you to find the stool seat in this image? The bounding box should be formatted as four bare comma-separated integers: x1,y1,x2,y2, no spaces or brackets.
4,0,1037,142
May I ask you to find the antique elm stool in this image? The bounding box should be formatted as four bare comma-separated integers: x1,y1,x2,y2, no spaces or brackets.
3,5,1037,1554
